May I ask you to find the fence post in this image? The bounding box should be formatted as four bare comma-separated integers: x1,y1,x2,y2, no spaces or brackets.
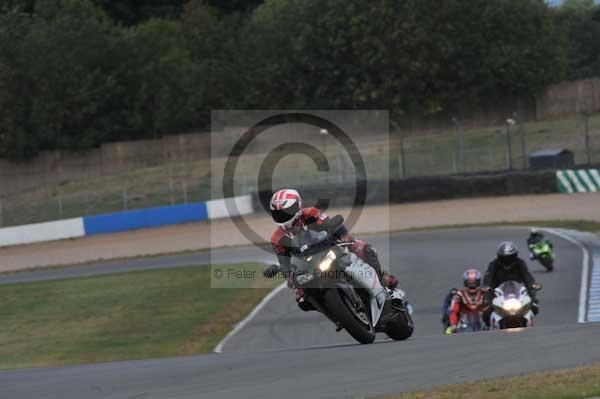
168,164,175,205
451,151,457,174
169,178,175,205
583,111,591,165
514,112,527,169
183,182,188,204
335,141,344,184
505,119,514,171
452,117,465,173
57,195,63,219
506,118,514,170
400,133,406,178
389,123,401,180
122,188,128,210
319,128,330,183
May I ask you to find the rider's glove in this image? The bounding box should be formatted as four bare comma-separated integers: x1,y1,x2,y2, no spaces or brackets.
263,264,280,278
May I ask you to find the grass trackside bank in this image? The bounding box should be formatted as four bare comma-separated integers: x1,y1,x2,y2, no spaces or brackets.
0,264,276,369
380,363,600,399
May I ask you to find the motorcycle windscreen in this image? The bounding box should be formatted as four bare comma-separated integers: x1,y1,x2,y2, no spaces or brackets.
496,280,524,298
290,229,329,256
533,242,549,253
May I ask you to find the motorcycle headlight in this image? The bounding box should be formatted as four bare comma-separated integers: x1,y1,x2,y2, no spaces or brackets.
502,298,522,312
318,250,337,272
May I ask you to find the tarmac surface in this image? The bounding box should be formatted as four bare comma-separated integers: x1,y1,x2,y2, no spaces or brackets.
2,227,597,398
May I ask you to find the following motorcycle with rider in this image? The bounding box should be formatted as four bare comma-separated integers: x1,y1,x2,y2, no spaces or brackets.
528,240,555,271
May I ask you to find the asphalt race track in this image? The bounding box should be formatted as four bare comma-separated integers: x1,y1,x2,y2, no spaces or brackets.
1,227,599,399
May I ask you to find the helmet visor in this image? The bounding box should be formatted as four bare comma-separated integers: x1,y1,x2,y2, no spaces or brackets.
465,279,480,289
271,202,300,224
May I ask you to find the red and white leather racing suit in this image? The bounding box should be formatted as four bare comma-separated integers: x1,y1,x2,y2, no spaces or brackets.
271,207,390,303
448,287,486,329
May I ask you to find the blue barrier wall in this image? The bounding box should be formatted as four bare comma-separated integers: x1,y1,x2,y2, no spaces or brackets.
83,202,208,236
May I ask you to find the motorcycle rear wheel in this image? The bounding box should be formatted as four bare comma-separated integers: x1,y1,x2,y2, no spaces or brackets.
324,289,376,344
540,256,554,271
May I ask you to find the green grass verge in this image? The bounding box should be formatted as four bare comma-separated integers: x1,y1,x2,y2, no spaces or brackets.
382,363,600,399
0,264,277,369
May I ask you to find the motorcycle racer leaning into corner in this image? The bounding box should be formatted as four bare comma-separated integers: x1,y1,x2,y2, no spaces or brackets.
481,241,541,326
445,269,486,334
263,189,399,311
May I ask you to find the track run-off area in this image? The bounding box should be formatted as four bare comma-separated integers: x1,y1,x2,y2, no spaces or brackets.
1,226,599,398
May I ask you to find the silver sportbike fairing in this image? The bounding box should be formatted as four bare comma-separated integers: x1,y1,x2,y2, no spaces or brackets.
283,215,414,344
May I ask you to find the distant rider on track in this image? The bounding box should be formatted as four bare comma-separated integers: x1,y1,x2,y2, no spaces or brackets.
446,269,486,334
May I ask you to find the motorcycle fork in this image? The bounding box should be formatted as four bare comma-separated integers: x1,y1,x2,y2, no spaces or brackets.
306,295,340,327
308,283,368,330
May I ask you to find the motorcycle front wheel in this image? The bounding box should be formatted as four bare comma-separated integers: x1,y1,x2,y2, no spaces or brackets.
324,289,376,344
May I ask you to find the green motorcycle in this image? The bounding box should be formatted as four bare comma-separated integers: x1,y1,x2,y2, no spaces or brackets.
529,240,555,271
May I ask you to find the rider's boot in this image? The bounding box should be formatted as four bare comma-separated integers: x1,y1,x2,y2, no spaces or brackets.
362,243,399,290
386,274,399,290
294,287,304,302
294,287,316,311
531,297,540,315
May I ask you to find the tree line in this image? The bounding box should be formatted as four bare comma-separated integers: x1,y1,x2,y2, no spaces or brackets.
0,0,598,159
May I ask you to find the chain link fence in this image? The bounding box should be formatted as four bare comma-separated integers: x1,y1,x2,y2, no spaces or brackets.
0,111,598,228
395,111,600,177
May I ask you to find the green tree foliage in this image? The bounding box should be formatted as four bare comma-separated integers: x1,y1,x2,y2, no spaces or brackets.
243,0,566,117
181,1,245,114
0,0,596,159
561,0,597,14
0,0,123,158
556,0,600,79
120,18,204,136
0,0,224,158
93,0,183,25
204,0,263,15
0,10,33,158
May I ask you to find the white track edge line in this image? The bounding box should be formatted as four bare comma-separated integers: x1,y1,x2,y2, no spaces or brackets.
542,228,590,323
213,282,287,354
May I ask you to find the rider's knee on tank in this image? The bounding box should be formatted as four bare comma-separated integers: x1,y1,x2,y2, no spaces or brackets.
531,296,540,314
364,244,382,270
